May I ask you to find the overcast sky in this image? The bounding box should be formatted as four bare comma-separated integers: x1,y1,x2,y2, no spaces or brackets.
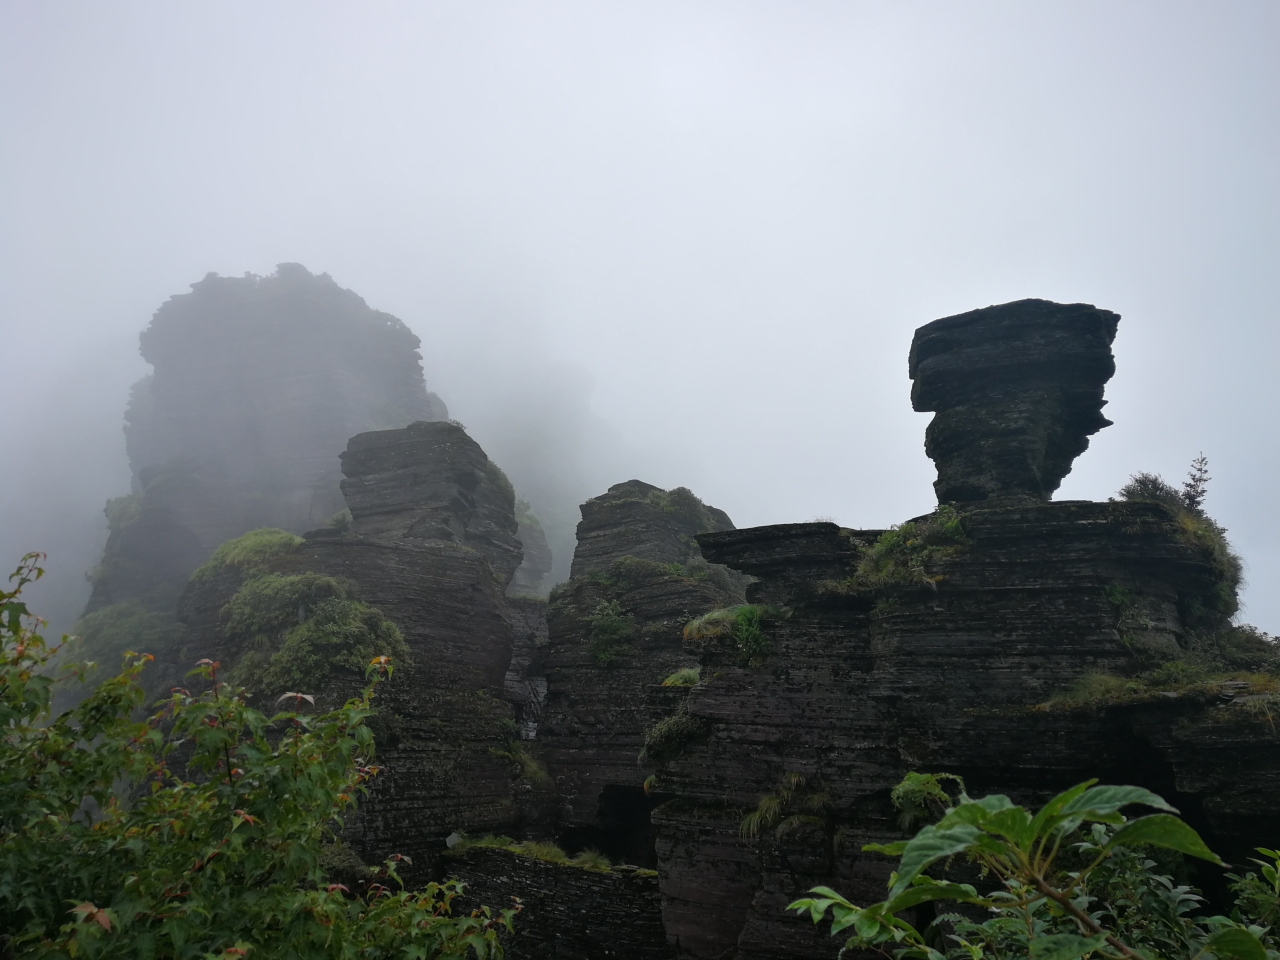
2,1,1277,633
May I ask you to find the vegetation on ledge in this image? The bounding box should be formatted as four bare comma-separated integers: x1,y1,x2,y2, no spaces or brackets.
190,527,304,580
222,571,409,699
684,604,774,667
446,835,614,873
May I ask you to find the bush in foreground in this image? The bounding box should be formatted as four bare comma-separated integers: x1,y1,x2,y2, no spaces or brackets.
0,553,515,959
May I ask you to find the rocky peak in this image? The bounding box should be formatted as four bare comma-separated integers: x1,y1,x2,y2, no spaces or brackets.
568,480,734,579
340,420,523,588
909,298,1119,503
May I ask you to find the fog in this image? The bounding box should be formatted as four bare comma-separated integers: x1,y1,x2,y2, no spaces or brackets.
2,2,1277,635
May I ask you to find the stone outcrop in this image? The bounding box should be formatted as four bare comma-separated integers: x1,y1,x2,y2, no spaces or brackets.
340,420,522,588
80,265,450,664
177,421,527,878
910,298,1119,503
641,300,1280,959
509,502,555,597
447,847,673,959
569,481,735,579
538,483,749,869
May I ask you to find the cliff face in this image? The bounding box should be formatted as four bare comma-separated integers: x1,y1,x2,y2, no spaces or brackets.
644,300,1280,959
80,265,450,670
537,482,749,866
177,421,524,877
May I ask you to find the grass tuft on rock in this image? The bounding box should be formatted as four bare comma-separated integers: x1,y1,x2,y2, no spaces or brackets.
191,528,304,580
661,666,701,687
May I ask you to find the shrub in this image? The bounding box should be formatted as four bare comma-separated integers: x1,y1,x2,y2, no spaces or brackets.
792,773,1275,960
661,666,701,687
683,605,773,667
640,704,710,767
1117,459,1243,629
585,599,636,666
740,773,829,839
221,573,409,700
0,553,515,958
852,504,967,590
190,527,303,580
490,740,552,784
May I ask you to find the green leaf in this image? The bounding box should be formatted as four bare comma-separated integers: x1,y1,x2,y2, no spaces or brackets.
1027,933,1109,960
863,841,908,857
1061,784,1178,819
890,823,984,897
1107,814,1224,865
940,795,1015,829
1201,926,1268,960
883,878,986,913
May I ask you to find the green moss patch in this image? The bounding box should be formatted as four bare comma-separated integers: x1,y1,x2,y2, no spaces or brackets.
850,504,967,590
69,600,184,676
447,836,613,873
191,528,303,581
585,599,636,666
683,604,773,667
640,703,710,767
221,572,408,698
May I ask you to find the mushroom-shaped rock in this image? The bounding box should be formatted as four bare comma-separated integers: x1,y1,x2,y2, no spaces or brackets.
909,298,1119,503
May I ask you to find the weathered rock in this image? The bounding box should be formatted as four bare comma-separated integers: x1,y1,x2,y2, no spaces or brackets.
83,264,448,643
569,481,735,579
177,422,528,879
446,847,674,960
538,483,749,872
909,299,1119,503
643,302,1280,959
340,420,523,588
509,502,555,597
505,596,549,739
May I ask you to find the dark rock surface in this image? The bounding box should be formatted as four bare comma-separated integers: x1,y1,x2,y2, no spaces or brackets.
446,847,674,960
84,264,448,623
569,481,735,579
637,302,1280,959
177,422,527,878
340,420,523,589
910,298,1119,504
538,483,748,872
647,502,1280,959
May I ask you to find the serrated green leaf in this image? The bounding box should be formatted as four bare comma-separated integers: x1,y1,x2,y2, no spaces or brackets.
1107,814,1223,864
1027,933,1109,960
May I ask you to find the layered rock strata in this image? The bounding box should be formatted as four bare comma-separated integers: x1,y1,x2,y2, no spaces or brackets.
644,301,1280,959
910,298,1118,503
177,421,525,877
446,847,673,960
538,482,749,868
81,265,449,667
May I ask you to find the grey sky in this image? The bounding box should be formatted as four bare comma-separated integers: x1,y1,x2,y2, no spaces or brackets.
3,2,1277,632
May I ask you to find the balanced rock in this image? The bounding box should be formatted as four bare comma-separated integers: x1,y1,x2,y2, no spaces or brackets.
909,298,1119,503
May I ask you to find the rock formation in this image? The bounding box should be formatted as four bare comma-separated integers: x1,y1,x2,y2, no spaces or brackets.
640,300,1280,958
910,298,1118,503
340,420,522,588
177,420,525,877
538,481,749,865
79,265,450,671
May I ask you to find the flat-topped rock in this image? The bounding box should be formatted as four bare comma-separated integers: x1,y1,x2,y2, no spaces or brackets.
340,420,523,588
569,480,734,579
909,298,1119,503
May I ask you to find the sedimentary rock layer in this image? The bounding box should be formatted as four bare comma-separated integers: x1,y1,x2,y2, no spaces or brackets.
648,503,1280,959
340,420,523,588
909,298,1119,503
